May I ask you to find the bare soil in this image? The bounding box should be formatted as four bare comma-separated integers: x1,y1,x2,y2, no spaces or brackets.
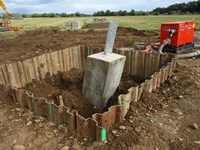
25,68,138,118
0,29,200,150
0,27,159,64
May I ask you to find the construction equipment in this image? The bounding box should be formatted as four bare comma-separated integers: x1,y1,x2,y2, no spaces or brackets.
82,21,126,109
0,0,12,17
0,0,20,32
145,21,197,54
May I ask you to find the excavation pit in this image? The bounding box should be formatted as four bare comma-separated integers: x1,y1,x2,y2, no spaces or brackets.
0,46,177,141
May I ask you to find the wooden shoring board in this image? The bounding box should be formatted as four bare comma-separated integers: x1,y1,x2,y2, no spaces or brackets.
66,110,76,132
118,93,131,117
45,53,53,76
108,105,124,124
117,48,132,75
52,104,65,125
131,86,139,102
32,57,40,80
92,111,110,129
37,54,49,79
17,89,29,108
147,78,153,92
77,46,82,69
151,53,160,75
160,68,165,85
7,63,20,88
3,85,17,102
62,48,71,72
22,58,37,83
80,46,86,70
168,61,173,77
138,83,144,101
173,58,177,71
58,50,64,72
164,64,170,81
76,113,86,135
83,118,97,138
1,64,10,85
157,68,162,87
131,51,146,80
16,61,27,87
144,53,160,79
0,65,5,85
50,51,60,75
34,97,48,117
72,46,79,69
143,79,149,91
144,53,152,79
69,47,74,69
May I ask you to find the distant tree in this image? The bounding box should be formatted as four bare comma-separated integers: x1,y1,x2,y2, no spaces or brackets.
105,10,111,16
61,13,67,17
49,13,56,17
75,12,80,17
153,0,200,14
152,12,160,15
129,9,136,16
22,14,26,18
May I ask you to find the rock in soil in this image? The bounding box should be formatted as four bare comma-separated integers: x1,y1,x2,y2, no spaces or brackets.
12,144,25,150
112,130,117,134
26,121,32,126
135,126,142,133
60,146,70,150
178,95,184,99
194,141,200,145
119,125,126,130
192,123,198,130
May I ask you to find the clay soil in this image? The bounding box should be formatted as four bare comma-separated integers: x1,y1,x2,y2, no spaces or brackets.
0,29,200,150
25,68,138,118
0,27,159,64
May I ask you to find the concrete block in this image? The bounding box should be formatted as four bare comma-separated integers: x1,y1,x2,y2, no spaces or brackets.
65,21,83,30
82,52,126,109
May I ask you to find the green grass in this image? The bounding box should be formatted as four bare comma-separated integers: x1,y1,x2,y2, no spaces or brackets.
107,15,200,30
1,15,200,36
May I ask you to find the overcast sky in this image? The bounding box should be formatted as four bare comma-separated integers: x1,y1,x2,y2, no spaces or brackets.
0,0,197,14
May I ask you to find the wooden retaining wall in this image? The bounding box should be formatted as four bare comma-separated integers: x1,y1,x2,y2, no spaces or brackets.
0,46,177,142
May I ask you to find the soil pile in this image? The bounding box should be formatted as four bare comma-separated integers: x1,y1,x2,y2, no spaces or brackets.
25,68,138,118
0,27,159,63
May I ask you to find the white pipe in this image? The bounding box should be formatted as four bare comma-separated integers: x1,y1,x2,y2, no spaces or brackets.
177,50,200,59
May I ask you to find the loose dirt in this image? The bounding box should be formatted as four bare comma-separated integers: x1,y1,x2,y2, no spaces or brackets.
0,28,200,150
25,68,138,118
1,59,200,149
0,27,159,64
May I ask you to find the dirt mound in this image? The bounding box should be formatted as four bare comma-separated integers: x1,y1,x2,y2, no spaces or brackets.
0,27,159,64
25,68,139,118
83,22,109,29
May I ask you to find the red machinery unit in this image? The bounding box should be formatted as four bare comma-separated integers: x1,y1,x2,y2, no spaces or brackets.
186,21,195,44
160,21,187,48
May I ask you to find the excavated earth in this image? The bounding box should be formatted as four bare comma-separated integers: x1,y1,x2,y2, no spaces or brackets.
0,27,159,64
0,28,200,150
24,68,138,118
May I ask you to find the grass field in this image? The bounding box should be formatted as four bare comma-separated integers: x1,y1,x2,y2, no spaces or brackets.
1,15,199,37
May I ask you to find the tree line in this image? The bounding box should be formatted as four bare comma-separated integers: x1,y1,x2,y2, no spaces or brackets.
153,0,200,15
6,0,199,18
